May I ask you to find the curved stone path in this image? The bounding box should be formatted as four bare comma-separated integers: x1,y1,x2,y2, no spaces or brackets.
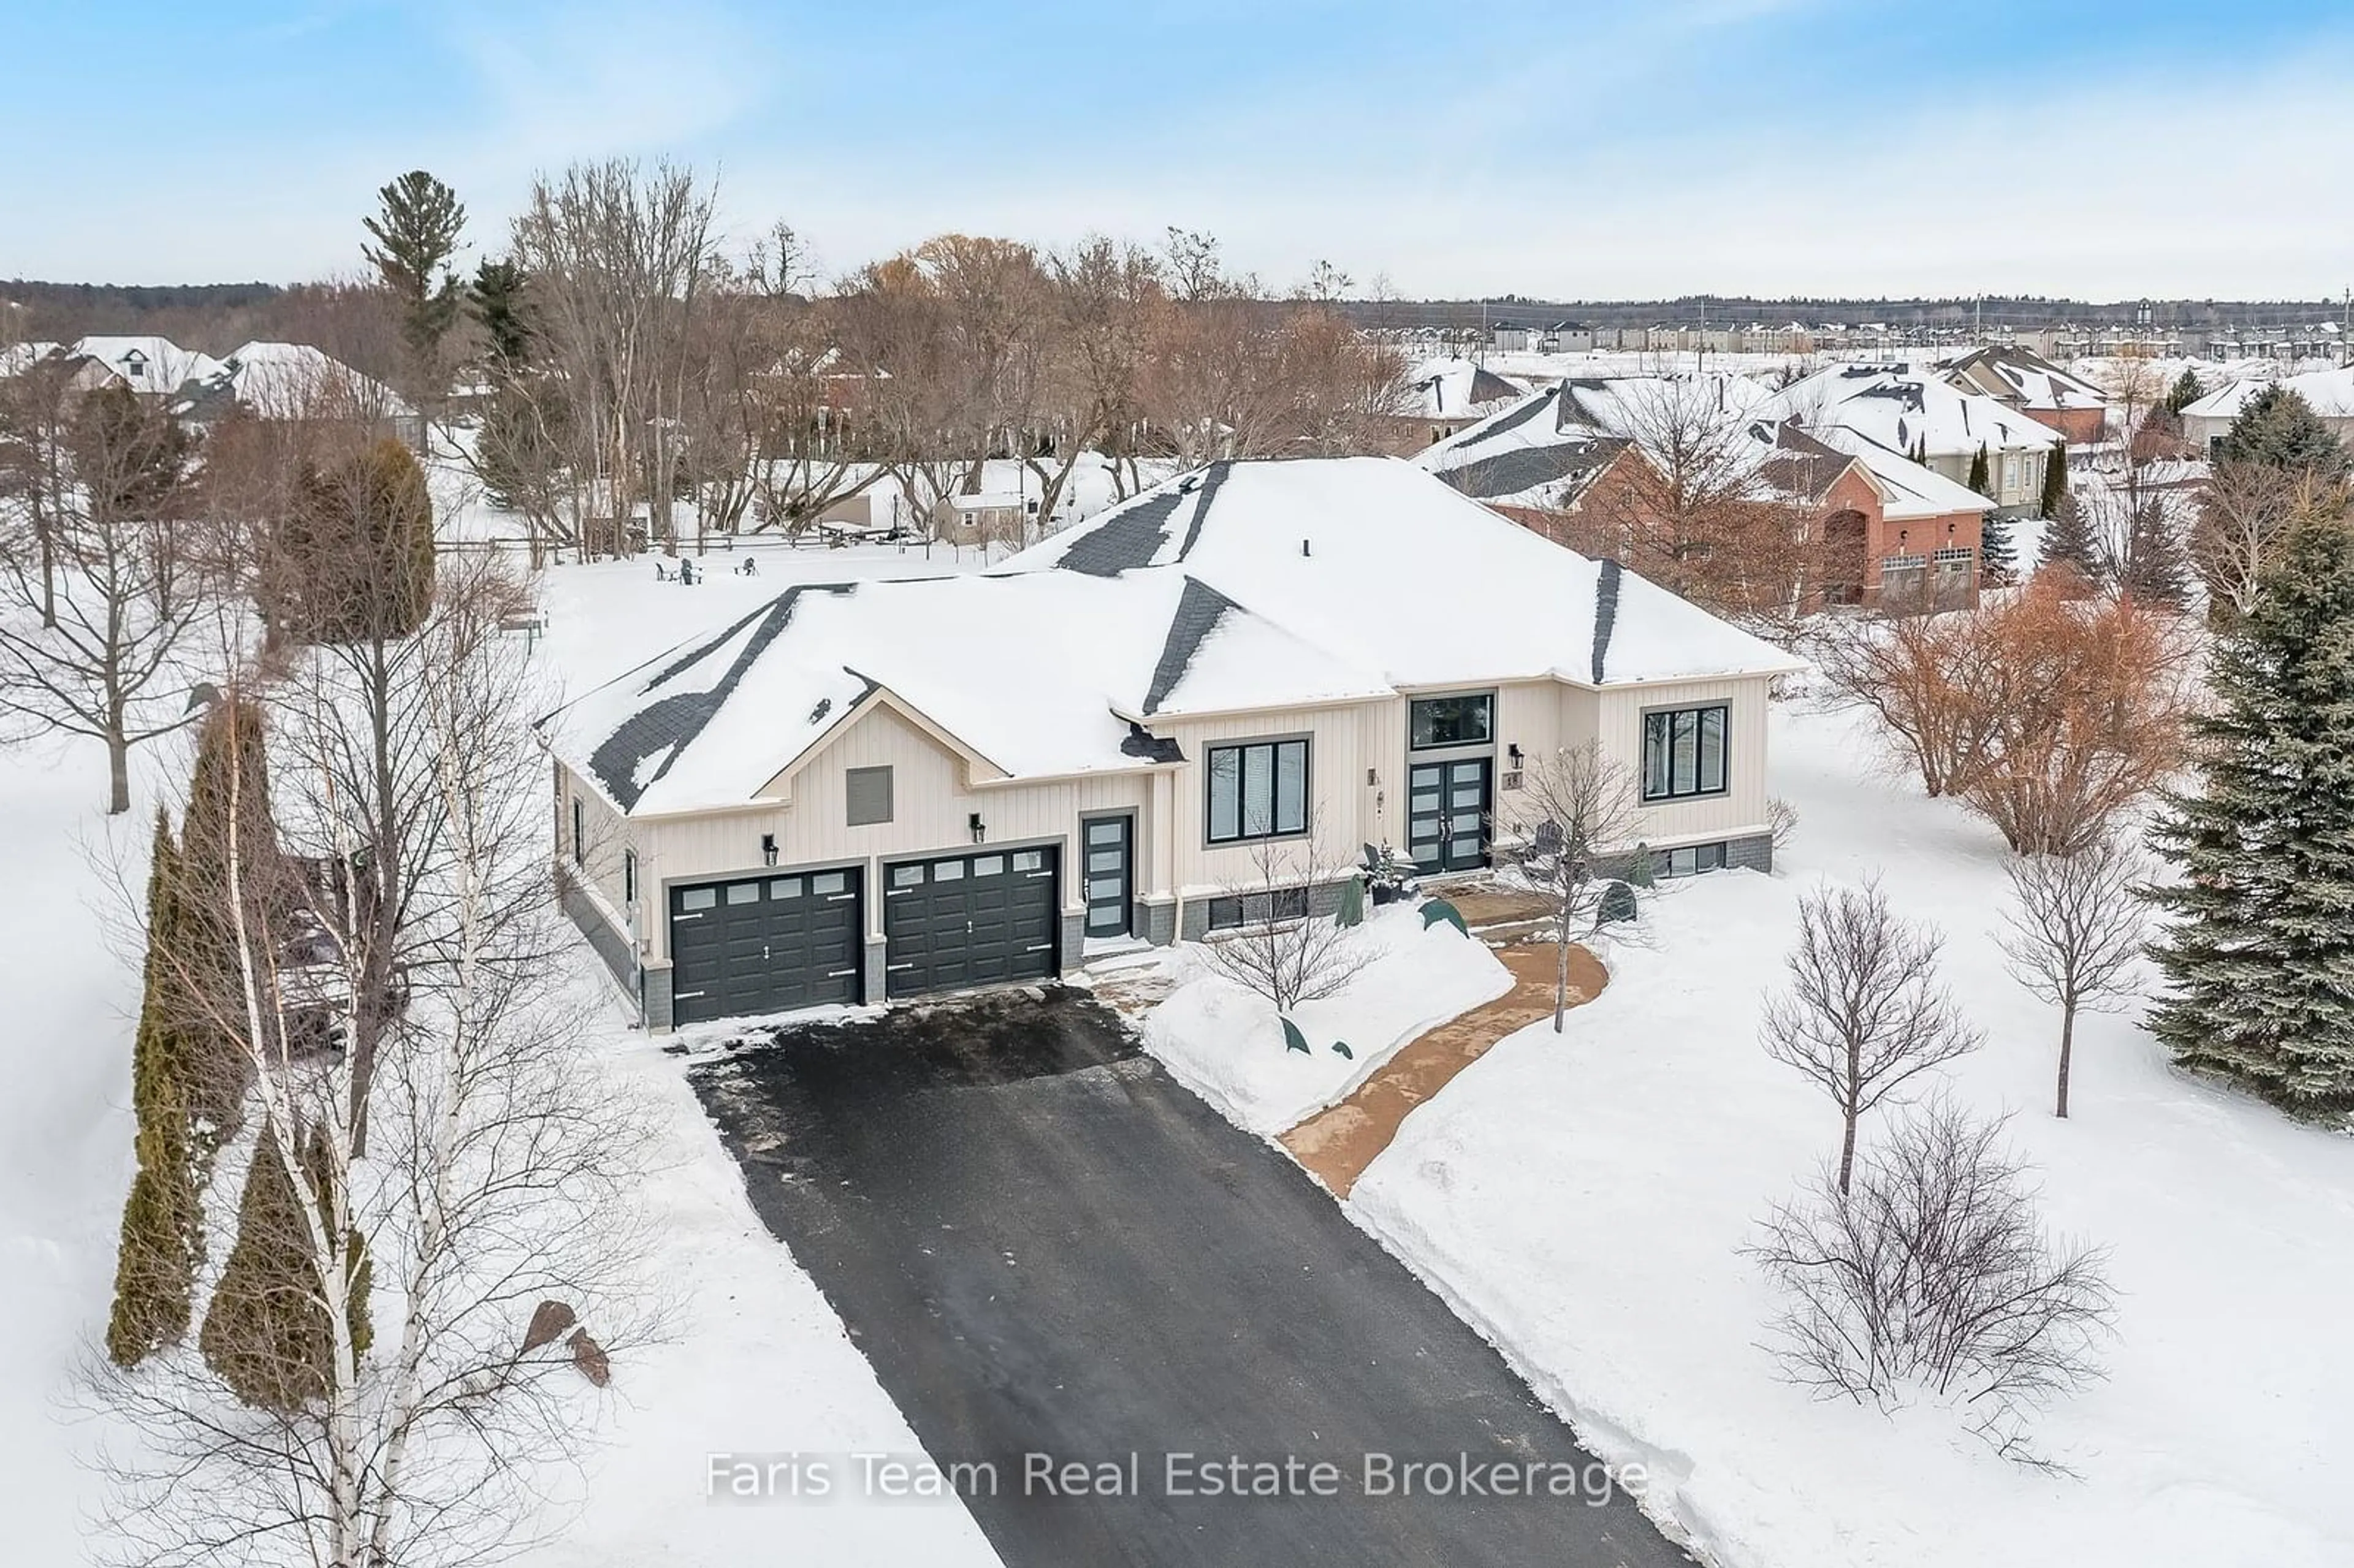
1280,937,1609,1197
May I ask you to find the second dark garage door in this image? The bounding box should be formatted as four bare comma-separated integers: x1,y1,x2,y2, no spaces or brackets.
669,867,863,1026
883,845,1059,999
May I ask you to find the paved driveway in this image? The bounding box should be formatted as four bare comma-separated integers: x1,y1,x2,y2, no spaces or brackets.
691,987,1692,1568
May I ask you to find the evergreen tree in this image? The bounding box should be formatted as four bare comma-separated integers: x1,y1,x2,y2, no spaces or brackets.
2165,367,2206,414
2040,438,2070,518
1979,511,2016,587
178,696,280,1138
2115,499,2190,609
303,1119,371,1363
467,257,533,371
106,810,204,1365
362,170,468,389
200,1122,331,1409
2146,518,2354,1119
1911,435,1928,467
1966,443,1991,495
273,439,436,642
2218,386,2351,481
2039,486,2103,582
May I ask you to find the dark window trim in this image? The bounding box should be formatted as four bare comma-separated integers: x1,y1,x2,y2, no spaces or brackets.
1655,840,1729,879
1407,690,1497,752
1206,886,1310,931
1640,703,1731,803
571,796,585,867
1205,735,1312,845
623,847,638,907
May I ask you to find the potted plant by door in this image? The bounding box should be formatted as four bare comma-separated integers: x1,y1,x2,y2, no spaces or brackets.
1360,842,1420,906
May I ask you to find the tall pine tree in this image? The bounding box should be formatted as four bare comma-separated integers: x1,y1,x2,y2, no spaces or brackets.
2165,367,2206,414
2146,517,2354,1120
362,170,467,395
2115,498,2190,609
467,257,533,371
106,810,205,1365
1966,443,1991,495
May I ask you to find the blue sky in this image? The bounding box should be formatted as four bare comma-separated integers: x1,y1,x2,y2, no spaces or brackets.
5,0,2352,298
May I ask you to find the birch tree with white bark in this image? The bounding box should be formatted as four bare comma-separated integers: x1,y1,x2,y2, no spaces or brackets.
91,558,658,1568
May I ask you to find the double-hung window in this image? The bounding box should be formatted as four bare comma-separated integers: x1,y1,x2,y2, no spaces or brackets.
1642,706,1728,802
1206,739,1308,843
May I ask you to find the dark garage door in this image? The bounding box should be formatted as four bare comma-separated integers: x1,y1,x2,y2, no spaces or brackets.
882,846,1059,1000
669,867,863,1026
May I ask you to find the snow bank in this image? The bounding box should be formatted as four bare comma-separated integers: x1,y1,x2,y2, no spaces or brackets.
1142,904,1510,1134
1343,702,2354,1568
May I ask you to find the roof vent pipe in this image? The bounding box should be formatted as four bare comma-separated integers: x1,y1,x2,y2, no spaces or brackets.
1301,539,1311,557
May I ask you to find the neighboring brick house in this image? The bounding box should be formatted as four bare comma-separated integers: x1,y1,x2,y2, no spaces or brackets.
1936,345,2109,446
1778,363,2062,519
1419,376,1989,615
1375,356,1529,453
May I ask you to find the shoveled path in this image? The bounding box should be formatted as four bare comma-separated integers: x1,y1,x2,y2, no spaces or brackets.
1282,940,1609,1197
690,988,1689,1568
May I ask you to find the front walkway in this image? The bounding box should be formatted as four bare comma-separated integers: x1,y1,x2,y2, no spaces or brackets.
1281,915,1609,1198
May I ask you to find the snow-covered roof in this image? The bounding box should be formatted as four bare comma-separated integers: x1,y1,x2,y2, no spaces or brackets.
2182,366,2354,422
1406,356,1527,419
183,341,415,422
1794,422,1994,519
0,340,61,376
547,458,1800,816
942,490,1023,512
67,335,223,395
542,566,1392,816
1937,346,2108,413
1775,363,2062,458
1006,457,1800,692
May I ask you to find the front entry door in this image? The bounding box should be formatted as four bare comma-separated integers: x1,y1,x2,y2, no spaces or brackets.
1409,758,1491,874
1082,816,1133,939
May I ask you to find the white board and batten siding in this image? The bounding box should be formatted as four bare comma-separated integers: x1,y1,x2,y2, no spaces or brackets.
1598,676,1773,847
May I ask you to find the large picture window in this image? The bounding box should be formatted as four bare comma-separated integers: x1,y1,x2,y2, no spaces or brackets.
1409,693,1493,750
1207,739,1309,843
1642,706,1728,802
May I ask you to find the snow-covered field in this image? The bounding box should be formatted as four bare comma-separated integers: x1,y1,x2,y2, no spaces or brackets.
1327,701,2354,1568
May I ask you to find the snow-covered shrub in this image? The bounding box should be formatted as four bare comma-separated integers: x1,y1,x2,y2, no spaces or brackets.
1748,1096,2116,1453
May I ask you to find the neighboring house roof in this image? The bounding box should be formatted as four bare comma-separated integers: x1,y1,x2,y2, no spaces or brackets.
1793,422,1995,519
2182,367,2354,423
546,457,1801,816
67,335,223,396
0,341,63,376
1936,346,2108,414
1775,363,2062,458
1415,386,1632,511
1406,356,1526,419
177,341,416,423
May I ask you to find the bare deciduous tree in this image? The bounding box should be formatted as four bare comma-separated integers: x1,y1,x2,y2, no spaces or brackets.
1502,740,1640,1031
1748,1095,2116,1463
1762,881,1981,1193
91,557,658,1568
1197,837,1374,1013
1997,834,2149,1118
0,384,206,811
2191,460,2344,622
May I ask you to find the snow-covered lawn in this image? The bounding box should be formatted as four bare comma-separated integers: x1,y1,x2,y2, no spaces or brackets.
1336,701,2354,1568
0,732,1000,1564
1139,902,1511,1133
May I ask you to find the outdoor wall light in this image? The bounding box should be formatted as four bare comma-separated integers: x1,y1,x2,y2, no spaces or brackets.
761,834,777,866
1508,743,1525,766
969,813,986,843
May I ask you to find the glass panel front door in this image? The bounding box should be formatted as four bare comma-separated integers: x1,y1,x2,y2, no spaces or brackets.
1408,758,1490,873
1083,816,1132,938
